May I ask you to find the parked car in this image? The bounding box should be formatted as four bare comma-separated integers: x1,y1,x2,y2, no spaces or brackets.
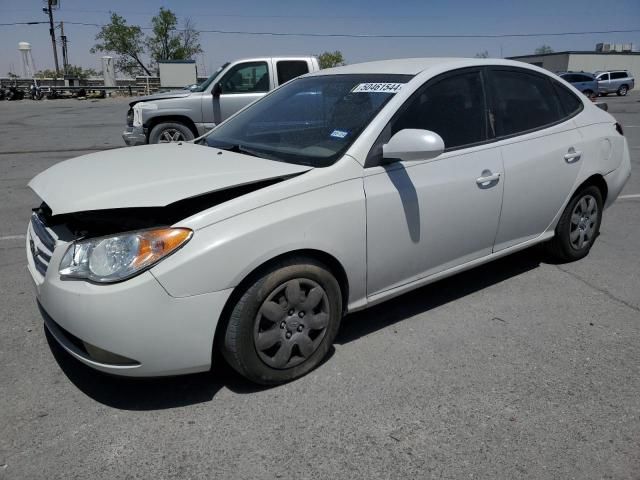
29,58,631,385
122,56,320,146
558,71,598,98
595,70,635,96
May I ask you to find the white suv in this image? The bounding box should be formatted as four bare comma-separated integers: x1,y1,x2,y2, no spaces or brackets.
595,70,635,96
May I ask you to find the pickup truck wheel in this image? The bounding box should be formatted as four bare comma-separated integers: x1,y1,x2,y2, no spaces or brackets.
148,122,195,144
222,258,342,385
617,85,628,96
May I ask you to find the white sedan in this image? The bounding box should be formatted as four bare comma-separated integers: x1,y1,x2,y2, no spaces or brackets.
27,58,631,384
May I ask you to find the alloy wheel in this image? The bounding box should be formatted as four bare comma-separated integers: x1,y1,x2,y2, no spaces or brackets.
570,194,599,250
159,128,186,143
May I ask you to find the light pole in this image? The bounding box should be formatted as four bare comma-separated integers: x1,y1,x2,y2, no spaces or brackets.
43,0,60,78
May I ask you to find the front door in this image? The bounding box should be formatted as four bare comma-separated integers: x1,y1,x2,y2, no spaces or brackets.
597,72,610,93
364,69,504,296
204,61,271,126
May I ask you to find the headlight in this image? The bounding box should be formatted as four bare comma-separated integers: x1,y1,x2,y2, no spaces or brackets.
59,227,192,283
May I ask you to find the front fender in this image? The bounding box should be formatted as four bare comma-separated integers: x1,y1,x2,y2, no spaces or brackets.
151,178,368,311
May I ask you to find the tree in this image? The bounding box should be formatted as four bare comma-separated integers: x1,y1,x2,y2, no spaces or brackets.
91,13,151,76
474,50,489,58
534,45,554,55
7,72,19,79
146,8,202,67
37,66,99,79
317,51,346,69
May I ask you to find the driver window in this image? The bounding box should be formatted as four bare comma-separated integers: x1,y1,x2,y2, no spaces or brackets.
220,62,269,94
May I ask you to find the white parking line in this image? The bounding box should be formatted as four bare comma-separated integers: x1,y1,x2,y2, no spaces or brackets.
619,194,640,200
0,234,26,241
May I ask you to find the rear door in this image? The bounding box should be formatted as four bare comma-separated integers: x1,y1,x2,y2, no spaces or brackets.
487,67,584,251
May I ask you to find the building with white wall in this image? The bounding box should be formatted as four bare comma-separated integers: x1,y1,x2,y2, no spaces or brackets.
507,51,640,75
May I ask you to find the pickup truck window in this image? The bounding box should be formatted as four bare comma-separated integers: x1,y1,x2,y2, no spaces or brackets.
206,73,413,167
192,62,229,92
277,61,309,85
220,62,270,94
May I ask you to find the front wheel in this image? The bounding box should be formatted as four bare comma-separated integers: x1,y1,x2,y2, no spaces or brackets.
583,89,596,100
148,122,195,144
617,85,628,96
546,185,603,262
221,258,342,385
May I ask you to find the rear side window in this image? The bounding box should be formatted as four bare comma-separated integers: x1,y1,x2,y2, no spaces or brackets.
576,74,593,82
391,70,487,149
552,80,584,117
561,74,576,82
610,71,628,80
488,69,564,137
276,61,309,85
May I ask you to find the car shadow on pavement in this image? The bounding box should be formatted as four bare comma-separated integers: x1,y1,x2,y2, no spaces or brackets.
46,327,336,410
47,247,543,410
336,246,545,345
45,328,271,410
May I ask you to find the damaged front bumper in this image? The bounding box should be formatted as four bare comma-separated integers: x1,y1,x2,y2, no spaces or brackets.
27,219,233,377
122,126,147,146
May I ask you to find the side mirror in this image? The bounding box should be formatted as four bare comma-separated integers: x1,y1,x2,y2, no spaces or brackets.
382,129,445,162
212,82,222,98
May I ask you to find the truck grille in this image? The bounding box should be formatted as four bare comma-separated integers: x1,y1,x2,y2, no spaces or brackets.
29,213,56,276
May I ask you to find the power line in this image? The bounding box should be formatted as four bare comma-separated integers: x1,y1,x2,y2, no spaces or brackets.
2,21,640,39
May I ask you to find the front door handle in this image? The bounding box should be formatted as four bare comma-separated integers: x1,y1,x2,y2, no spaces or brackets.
564,147,582,163
476,170,501,188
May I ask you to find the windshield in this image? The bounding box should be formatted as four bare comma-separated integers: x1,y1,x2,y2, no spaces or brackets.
205,74,413,167
192,62,230,92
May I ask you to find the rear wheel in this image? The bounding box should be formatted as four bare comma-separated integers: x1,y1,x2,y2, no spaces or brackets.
221,258,342,385
546,185,603,262
617,85,628,96
148,122,195,144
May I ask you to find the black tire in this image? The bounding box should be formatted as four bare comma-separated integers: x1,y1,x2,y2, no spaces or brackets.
600,92,608,97
148,122,195,144
583,89,595,99
546,185,603,262
221,258,342,385
616,85,628,96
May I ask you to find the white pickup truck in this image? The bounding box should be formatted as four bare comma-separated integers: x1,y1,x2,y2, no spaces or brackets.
123,56,320,145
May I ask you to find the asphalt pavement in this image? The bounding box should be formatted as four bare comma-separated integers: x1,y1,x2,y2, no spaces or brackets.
0,93,639,479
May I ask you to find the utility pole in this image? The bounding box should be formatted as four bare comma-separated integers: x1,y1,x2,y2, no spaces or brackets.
45,0,60,77
60,21,69,75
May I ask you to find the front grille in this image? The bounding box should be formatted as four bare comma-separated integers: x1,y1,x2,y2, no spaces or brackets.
29,212,56,276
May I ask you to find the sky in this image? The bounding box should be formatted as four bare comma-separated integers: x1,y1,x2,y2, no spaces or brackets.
1,0,639,77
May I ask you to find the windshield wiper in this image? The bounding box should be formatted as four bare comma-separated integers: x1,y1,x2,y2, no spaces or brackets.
213,143,283,162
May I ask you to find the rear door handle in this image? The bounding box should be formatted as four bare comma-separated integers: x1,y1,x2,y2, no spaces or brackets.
476,170,501,187
564,148,582,163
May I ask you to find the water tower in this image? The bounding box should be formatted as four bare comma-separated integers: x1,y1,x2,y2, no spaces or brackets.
18,42,38,82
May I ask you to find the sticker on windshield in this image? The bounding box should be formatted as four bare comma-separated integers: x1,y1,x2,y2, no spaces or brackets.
351,83,403,94
330,129,349,139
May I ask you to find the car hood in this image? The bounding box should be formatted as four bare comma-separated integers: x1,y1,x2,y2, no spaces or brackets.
29,143,313,215
129,90,193,106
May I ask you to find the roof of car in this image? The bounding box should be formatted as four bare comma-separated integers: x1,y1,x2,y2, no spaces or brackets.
306,57,544,76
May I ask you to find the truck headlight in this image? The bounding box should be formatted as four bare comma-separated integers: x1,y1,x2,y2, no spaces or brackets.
59,227,192,283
